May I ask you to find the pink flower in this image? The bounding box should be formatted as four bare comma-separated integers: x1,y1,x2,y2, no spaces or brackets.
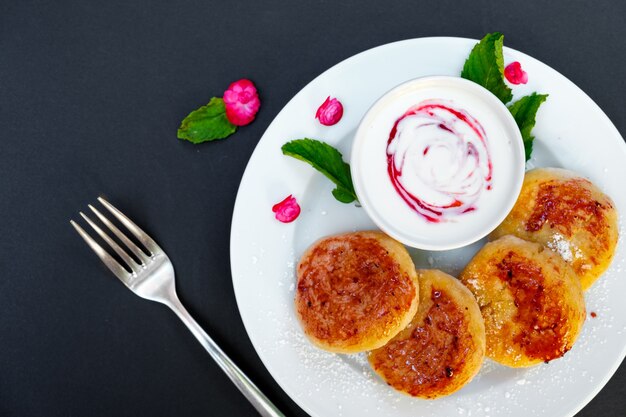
272,195,301,223
504,62,528,85
316,96,343,126
223,79,261,126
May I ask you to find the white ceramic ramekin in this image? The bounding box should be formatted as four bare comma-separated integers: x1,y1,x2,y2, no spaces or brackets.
351,76,525,250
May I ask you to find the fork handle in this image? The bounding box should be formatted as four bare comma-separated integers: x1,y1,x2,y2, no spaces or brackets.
166,296,285,417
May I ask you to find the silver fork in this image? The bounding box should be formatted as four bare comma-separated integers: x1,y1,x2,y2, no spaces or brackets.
70,197,284,417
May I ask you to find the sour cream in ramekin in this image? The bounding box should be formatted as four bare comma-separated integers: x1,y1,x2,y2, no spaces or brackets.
351,76,525,250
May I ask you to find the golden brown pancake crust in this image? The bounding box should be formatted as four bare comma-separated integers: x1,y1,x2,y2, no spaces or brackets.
491,168,618,290
460,235,586,367
526,178,606,236
368,269,485,398
295,231,418,353
495,251,569,359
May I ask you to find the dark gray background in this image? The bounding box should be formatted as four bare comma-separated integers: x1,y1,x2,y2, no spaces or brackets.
1,0,624,416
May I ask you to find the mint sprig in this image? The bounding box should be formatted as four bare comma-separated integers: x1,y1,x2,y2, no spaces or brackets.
177,97,237,143
282,139,357,204
462,32,548,161
508,93,549,161
461,32,513,104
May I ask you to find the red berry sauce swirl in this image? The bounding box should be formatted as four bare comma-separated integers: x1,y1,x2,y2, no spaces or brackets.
386,100,493,223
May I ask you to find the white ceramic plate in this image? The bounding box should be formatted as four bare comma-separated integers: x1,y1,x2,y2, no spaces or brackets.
230,37,626,417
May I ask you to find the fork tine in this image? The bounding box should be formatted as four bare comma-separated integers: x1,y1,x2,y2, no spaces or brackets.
79,212,142,274
88,204,151,264
70,220,132,284
97,197,162,254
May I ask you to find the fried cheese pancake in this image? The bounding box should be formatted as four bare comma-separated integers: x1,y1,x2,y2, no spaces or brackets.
491,168,618,290
295,231,419,353
368,269,485,398
460,235,586,367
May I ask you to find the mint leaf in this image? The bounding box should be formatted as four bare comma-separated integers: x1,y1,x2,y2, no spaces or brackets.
461,32,513,104
282,139,358,204
177,97,237,143
332,187,356,203
508,93,549,161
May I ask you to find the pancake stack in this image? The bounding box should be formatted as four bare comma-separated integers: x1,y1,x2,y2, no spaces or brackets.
295,231,485,398
490,168,618,290
294,168,618,398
